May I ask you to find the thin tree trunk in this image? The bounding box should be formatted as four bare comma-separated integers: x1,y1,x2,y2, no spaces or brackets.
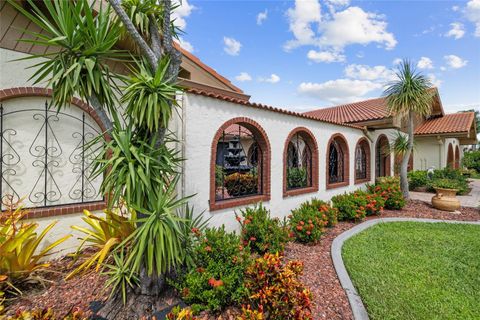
88,92,113,132
108,0,158,69
400,111,414,199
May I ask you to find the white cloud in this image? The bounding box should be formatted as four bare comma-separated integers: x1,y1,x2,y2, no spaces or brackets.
259,74,281,83
392,58,402,65
298,79,381,104
417,57,434,69
307,50,345,63
445,22,465,39
327,0,350,6
452,5,460,11
344,64,395,82
223,37,242,56
444,54,468,68
285,0,322,50
427,74,442,88
318,7,397,50
235,72,252,82
172,0,195,30
466,0,480,37
257,9,268,25
178,37,194,52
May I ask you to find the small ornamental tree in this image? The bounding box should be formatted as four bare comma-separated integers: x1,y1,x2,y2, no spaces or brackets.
9,0,193,317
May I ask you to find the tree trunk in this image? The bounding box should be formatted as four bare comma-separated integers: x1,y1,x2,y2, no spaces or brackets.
400,110,414,199
88,92,113,132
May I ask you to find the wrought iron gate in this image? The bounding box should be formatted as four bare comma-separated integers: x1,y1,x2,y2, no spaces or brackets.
0,100,104,210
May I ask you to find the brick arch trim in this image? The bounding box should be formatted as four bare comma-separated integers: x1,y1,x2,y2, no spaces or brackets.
0,87,107,133
210,117,271,211
326,133,350,189
375,134,391,178
354,137,371,184
283,127,319,197
0,86,107,218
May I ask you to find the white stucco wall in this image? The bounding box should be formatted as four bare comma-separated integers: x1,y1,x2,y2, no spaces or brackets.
182,93,396,232
414,136,461,170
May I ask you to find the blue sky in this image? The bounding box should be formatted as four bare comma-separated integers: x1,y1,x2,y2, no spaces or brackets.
175,0,480,114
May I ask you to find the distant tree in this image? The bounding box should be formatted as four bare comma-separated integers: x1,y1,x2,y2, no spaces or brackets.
384,60,434,199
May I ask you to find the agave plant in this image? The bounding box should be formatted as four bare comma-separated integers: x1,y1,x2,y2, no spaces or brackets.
66,209,136,280
0,201,70,288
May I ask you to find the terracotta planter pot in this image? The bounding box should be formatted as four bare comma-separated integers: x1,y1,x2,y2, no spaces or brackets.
431,188,460,212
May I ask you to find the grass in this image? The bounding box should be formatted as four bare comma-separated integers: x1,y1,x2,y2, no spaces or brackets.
342,222,480,320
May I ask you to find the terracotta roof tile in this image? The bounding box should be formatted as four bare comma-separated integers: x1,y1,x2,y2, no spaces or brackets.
303,97,389,123
186,88,365,131
415,112,475,135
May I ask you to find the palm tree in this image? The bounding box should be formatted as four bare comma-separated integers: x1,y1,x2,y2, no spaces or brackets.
384,60,434,199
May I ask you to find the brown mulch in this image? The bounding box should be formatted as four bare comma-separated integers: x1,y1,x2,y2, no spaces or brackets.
284,200,480,320
5,200,479,319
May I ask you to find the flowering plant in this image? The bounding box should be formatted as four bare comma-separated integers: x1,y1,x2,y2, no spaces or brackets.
289,206,326,243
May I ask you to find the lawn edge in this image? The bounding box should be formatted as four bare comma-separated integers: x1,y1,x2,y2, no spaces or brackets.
331,217,480,320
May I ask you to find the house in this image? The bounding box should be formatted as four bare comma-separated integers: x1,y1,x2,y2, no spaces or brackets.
0,2,477,251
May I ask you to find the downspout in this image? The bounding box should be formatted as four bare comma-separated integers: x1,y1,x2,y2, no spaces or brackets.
436,136,443,169
362,127,374,143
180,93,186,199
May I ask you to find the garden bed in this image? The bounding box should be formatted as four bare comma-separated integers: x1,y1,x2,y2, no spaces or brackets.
6,200,478,319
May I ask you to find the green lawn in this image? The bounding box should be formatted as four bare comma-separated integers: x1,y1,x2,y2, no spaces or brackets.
342,222,480,320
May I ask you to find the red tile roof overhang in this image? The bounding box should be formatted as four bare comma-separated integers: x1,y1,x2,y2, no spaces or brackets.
185,88,366,131
414,112,477,144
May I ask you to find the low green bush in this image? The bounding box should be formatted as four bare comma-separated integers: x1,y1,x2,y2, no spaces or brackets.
331,192,368,221
236,204,289,255
428,168,469,195
431,178,465,191
289,205,327,243
287,167,307,189
174,227,251,312
297,198,338,227
462,150,480,173
407,170,428,190
368,177,406,210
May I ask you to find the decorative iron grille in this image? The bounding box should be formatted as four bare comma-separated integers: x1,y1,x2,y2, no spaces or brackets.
329,139,344,183
215,124,262,201
286,133,312,190
355,143,367,180
0,101,104,210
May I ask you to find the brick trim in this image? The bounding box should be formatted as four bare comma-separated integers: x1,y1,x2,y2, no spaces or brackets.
375,134,391,178
283,127,319,197
0,86,107,218
326,133,350,190
354,137,371,184
210,117,271,211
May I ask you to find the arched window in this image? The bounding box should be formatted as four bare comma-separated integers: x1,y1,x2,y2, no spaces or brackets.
355,138,371,183
283,128,318,197
375,135,391,178
447,143,454,168
211,118,270,211
454,145,460,169
326,134,349,189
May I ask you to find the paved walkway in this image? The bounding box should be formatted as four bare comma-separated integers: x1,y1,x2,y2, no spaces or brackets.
410,178,480,208
331,217,480,320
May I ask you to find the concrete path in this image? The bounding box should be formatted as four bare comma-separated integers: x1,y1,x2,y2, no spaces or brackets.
410,178,480,208
331,217,480,320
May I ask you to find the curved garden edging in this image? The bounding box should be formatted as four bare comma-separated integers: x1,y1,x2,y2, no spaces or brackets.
331,217,480,320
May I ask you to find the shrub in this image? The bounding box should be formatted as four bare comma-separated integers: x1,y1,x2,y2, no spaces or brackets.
242,253,313,320
331,192,368,221
224,173,257,197
407,170,429,190
428,168,469,195
289,206,326,243
431,178,465,190
166,306,198,320
364,192,385,216
215,165,225,187
0,198,70,292
287,167,307,189
7,307,86,320
368,177,406,210
67,208,136,279
236,204,289,254
298,198,338,227
174,227,251,312
462,150,480,173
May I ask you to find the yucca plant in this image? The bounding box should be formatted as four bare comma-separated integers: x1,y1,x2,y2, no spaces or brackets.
0,200,70,290
66,209,136,280
122,57,180,132
104,251,139,304
90,120,182,209
7,0,129,131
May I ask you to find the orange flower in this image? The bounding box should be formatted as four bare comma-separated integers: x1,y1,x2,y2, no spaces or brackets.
208,277,224,288
250,237,257,241
296,225,303,231
205,246,212,252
